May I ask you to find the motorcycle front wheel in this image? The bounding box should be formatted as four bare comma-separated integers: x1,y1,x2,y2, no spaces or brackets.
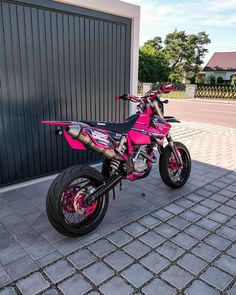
159,141,191,188
46,165,109,237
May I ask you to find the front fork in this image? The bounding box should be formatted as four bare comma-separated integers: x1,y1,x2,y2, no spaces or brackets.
153,100,183,166
166,134,183,166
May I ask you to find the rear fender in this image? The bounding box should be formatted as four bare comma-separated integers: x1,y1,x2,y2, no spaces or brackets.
41,120,83,126
64,131,87,150
42,120,87,150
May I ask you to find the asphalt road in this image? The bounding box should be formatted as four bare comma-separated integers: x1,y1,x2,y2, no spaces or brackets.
165,99,236,128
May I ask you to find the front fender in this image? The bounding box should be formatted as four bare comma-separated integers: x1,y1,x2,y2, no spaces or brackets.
163,116,180,123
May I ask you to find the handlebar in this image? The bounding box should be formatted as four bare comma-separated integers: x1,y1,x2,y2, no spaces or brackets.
115,83,173,103
115,94,142,103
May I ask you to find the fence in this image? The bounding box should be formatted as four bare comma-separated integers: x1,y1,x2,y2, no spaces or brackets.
195,85,236,99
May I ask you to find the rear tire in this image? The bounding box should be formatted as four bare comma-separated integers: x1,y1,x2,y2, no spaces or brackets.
159,142,191,188
46,165,109,237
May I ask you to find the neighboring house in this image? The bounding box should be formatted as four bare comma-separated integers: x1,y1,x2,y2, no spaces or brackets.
203,52,236,81
0,0,140,186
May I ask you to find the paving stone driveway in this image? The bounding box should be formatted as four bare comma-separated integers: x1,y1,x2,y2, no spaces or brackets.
0,122,236,294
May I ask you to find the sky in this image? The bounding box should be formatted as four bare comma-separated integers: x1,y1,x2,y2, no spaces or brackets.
124,0,236,65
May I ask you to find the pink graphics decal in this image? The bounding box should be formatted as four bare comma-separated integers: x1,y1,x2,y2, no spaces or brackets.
85,128,117,149
128,114,171,145
64,126,117,151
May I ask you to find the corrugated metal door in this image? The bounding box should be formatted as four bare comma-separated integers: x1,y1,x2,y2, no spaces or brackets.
0,0,131,186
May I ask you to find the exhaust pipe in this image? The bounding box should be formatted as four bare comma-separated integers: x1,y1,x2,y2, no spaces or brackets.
66,125,119,160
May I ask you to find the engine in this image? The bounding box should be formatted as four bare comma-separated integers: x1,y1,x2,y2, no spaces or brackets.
109,140,152,176
133,145,149,173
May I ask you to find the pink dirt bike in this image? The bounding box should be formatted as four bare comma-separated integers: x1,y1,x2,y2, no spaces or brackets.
42,83,191,236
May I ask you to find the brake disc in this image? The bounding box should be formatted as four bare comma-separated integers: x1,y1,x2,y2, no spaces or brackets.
73,189,87,215
73,187,98,216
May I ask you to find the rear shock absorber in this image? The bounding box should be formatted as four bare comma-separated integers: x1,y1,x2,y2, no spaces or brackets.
110,159,120,173
110,137,126,173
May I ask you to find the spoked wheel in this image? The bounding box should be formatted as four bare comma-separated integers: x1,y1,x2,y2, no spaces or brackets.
159,141,191,188
46,166,109,236
61,181,98,224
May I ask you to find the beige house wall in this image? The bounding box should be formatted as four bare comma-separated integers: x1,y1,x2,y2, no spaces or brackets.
205,71,235,81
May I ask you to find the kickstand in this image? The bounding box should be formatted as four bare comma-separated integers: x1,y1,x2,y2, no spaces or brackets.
120,180,122,191
112,187,116,200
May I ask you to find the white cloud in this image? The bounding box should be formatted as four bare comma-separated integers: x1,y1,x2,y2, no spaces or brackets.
210,0,236,11
124,0,236,63
206,14,236,25
125,0,236,44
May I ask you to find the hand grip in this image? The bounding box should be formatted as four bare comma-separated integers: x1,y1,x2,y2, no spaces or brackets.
161,84,173,93
115,94,128,100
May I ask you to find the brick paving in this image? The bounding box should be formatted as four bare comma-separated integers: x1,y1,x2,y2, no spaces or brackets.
0,121,236,294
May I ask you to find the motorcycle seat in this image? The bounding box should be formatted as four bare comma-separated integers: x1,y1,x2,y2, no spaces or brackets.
81,114,139,134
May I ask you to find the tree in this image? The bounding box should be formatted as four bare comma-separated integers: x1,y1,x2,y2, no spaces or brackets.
139,31,210,83
138,46,169,83
164,30,210,82
188,32,211,81
143,36,163,51
164,30,188,74
168,72,182,83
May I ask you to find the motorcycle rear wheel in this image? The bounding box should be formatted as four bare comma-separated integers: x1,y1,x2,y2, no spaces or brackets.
46,165,109,237
159,142,191,188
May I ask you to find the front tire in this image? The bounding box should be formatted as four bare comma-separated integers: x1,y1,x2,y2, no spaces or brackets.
46,165,109,237
159,142,191,188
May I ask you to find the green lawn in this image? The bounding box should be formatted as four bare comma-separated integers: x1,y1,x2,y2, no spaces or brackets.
160,91,186,99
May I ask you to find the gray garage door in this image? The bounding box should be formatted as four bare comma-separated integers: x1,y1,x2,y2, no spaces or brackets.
0,0,131,186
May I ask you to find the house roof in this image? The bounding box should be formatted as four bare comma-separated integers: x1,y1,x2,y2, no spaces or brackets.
203,52,236,71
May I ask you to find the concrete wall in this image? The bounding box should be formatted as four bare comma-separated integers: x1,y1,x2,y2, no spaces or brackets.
185,84,197,98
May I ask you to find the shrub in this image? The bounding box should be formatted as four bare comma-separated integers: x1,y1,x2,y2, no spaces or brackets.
210,75,216,85
205,74,215,85
197,76,205,84
217,77,223,84
196,82,233,87
189,75,196,84
231,75,236,86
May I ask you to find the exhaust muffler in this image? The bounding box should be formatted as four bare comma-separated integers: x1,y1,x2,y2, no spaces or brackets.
66,125,119,160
